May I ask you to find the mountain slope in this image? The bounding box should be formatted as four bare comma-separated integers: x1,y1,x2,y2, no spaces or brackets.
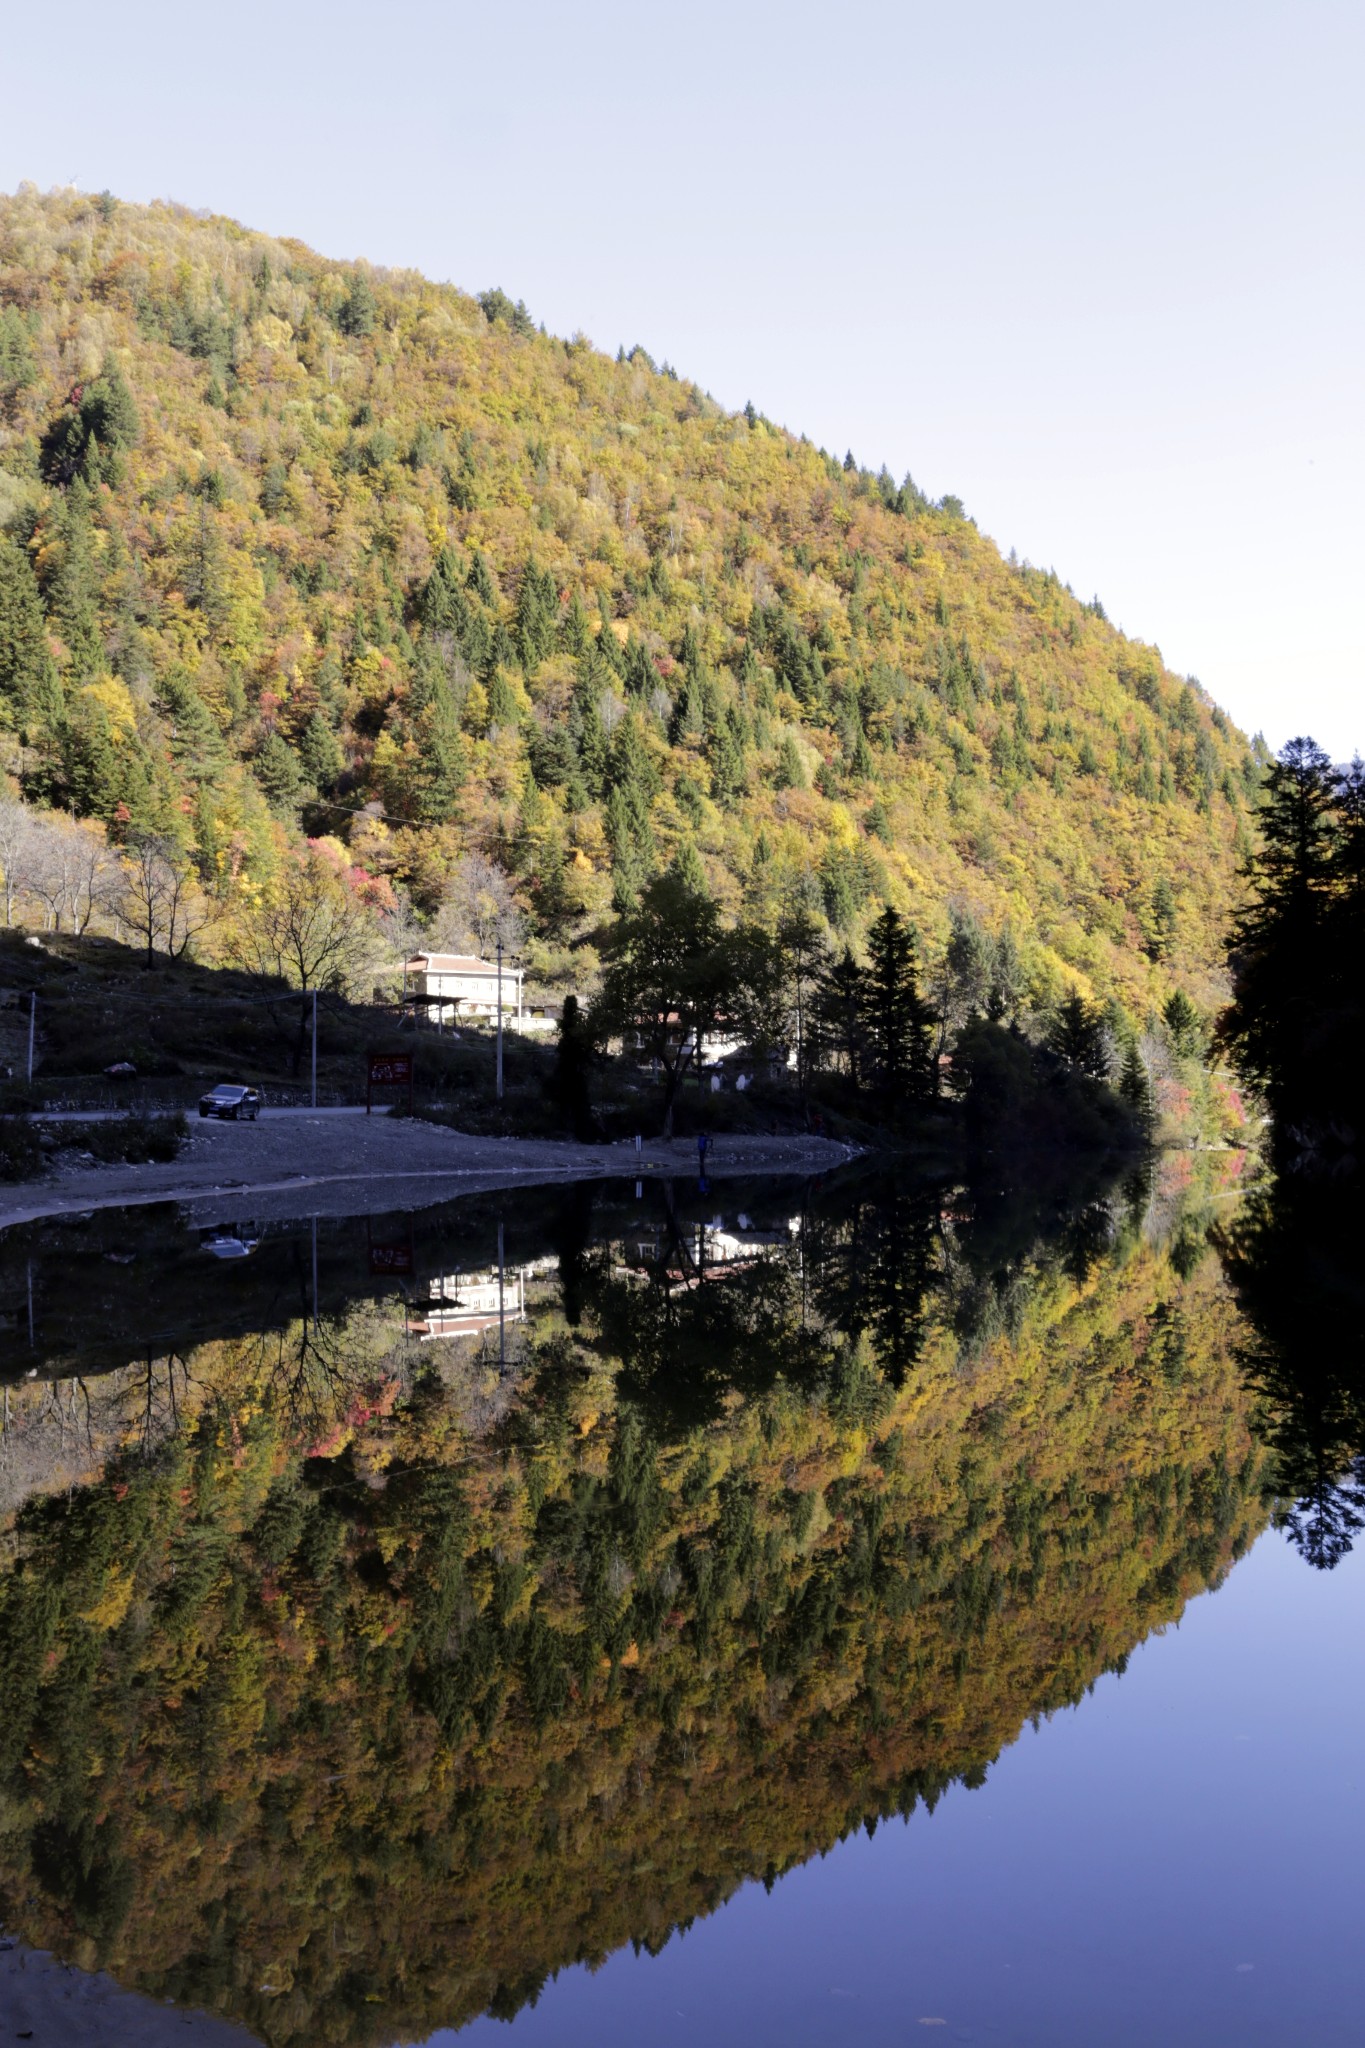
0,186,1256,1011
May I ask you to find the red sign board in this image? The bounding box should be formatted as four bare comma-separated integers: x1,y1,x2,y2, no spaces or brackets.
367,1050,414,1113
368,1053,413,1086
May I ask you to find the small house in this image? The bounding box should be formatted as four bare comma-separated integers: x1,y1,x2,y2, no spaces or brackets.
404,952,524,1027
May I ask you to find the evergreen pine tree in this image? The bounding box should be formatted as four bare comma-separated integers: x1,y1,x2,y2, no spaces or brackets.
52,487,104,680
569,671,609,799
1162,989,1203,1058
419,546,470,635
1118,1040,1155,1135
255,731,305,814
467,550,497,606
552,993,596,1138
861,905,935,1106
562,590,591,655
0,535,62,737
298,709,345,792
1222,736,1340,1127
407,647,467,819
486,665,519,726
158,668,225,779
1147,875,1178,960
813,946,865,1086
775,733,806,790
337,271,377,337
1048,991,1109,1078
516,556,558,669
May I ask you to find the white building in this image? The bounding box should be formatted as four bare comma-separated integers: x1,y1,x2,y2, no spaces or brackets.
404,952,524,1027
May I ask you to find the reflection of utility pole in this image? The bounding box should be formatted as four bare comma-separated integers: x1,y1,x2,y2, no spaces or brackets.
27,991,36,1084
311,989,318,1109
496,938,504,1102
27,1258,34,1347
311,1216,319,1333
498,1218,506,1368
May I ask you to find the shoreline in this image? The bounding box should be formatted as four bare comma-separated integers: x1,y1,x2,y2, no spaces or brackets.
0,1116,858,1230
0,1935,259,2045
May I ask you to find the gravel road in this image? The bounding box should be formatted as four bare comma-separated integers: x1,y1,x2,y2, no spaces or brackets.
0,1113,857,1230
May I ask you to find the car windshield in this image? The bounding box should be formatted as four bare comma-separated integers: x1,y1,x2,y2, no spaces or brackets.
209,1087,245,1099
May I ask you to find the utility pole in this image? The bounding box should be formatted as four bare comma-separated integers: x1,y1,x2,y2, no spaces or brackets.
311,988,318,1109
27,991,36,1085
496,937,504,1102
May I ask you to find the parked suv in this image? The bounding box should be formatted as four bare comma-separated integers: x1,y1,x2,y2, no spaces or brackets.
198,1083,262,1121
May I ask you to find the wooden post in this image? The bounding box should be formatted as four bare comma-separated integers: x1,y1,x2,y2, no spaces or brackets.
496,938,504,1102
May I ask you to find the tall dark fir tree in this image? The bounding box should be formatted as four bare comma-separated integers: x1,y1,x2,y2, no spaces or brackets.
1222,736,1362,1150
861,905,936,1111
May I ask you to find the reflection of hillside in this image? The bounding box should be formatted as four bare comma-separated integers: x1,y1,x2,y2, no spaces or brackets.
0,1177,1265,2048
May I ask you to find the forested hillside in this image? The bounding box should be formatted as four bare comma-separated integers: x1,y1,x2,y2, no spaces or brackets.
0,186,1257,1012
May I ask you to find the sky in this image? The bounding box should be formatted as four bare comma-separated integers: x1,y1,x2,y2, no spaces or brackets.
2,0,1361,756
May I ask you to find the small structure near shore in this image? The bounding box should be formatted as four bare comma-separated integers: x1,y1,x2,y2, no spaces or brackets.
403,952,524,1027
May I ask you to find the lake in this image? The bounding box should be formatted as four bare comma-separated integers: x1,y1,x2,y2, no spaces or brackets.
0,1157,1360,2046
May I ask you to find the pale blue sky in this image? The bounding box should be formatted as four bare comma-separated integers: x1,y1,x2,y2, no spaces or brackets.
2,0,1360,754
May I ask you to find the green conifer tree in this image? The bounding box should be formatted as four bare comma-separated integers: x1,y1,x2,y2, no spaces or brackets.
0,536,62,737
298,709,345,792
862,906,935,1106
255,731,305,815
775,733,806,790
1118,1040,1155,1135
419,547,470,635
51,489,104,680
1049,991,1109,1079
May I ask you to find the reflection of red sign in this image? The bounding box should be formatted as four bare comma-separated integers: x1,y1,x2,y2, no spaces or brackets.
369,1242,414,1275
367,1050,414,1114
367,1214,415,1275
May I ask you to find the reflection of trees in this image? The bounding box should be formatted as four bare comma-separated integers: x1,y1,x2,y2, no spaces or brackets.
1218,1177,1365,1568
583,1184,826,1433
0,1355,198,1510
124,1351,195,1454
805,1182,940,1386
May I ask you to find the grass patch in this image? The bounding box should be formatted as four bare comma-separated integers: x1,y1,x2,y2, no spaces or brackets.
73,1110,189,1166
0,1115,43,1182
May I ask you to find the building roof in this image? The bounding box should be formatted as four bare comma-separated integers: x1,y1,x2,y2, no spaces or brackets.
405,952,523,976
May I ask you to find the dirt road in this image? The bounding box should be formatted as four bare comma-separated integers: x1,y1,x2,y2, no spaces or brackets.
0,1112,857,1229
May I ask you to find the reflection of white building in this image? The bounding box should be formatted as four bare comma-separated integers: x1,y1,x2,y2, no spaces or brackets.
404,953,524,1026
410,1268,526,1341
615,1216,800,1289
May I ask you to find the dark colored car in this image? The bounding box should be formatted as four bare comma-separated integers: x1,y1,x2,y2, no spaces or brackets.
198,1084,262,1121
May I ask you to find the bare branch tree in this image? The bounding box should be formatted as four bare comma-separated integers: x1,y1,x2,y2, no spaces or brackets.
117,834,211,966
0,792,37,927
432,851,525,959
228,847,379,1071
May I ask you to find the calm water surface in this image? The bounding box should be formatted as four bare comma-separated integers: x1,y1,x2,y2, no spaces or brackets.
452,1531,1364,2048
0,1162,1359,2047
